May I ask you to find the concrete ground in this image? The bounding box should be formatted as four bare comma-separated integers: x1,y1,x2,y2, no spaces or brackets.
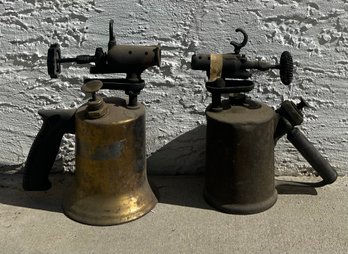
0,172,347,254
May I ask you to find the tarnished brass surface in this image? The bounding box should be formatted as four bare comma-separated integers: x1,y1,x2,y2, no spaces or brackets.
63,99,157,225
205,102,277,214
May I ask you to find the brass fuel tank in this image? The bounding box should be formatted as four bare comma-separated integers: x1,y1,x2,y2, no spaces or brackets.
205,98,277,214
63,81,157,225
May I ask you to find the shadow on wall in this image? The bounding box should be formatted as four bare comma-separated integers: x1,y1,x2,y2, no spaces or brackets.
147,125,206,175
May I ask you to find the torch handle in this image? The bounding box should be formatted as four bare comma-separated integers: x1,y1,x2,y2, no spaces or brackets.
23,109,76,191
287,128,337,184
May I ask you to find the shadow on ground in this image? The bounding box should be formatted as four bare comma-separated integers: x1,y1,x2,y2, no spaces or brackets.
0,125,319,215
0,172,213,213
0,173,318,216
0,172,68,213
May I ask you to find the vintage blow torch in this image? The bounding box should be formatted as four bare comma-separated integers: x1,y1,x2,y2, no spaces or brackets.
191,28,337,214
23,20,160,225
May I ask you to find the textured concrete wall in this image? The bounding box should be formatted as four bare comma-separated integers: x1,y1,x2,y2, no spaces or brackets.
0,0,347,175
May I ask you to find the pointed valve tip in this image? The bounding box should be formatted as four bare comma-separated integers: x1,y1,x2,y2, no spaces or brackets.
296,97,310,110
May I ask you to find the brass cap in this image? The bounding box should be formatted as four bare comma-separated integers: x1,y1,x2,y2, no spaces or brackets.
81,80,108,119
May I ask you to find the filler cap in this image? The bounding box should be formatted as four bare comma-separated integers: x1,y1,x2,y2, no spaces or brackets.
81,80,107,119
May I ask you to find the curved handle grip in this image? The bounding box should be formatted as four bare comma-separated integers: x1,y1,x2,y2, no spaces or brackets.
287,128,337,185
23,109,76,191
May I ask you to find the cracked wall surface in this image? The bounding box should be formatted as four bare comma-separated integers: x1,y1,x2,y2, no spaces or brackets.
0,0,347,175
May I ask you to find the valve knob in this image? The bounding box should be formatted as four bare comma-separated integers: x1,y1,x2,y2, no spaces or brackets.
47,44,95,78
47,44,61,78
279,51,293,86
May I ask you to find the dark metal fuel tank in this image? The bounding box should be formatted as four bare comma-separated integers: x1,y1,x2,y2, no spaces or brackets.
204,97,277,214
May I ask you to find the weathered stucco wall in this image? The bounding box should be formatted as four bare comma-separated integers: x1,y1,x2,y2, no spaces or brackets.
0,0,347,175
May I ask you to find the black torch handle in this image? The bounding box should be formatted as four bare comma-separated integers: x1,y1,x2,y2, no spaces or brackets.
23,109,76,191
287,128,337,185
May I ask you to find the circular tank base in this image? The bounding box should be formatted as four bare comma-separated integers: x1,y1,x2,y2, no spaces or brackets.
63,187,158,226
204,189,278,215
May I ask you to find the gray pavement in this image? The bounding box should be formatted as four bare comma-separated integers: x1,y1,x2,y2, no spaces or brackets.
0,173,347,254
